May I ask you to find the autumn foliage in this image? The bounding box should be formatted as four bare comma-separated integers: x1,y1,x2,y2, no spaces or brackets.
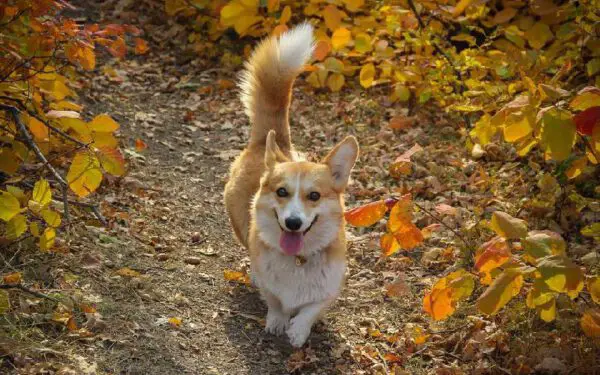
0,1,148,252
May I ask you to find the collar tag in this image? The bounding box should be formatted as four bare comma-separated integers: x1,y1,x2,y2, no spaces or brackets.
295,255,307,266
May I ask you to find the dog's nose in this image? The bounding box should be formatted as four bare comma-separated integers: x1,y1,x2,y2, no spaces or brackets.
285,216,303,231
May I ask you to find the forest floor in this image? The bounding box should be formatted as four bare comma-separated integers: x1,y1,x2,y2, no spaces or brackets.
1,2,598,375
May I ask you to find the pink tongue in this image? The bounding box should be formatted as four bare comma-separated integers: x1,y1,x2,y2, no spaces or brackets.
280,231,304,255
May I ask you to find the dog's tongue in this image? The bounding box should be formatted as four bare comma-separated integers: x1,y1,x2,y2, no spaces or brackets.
280,231,304,255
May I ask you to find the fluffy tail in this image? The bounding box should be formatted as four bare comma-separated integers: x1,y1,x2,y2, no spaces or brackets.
240,23,314,151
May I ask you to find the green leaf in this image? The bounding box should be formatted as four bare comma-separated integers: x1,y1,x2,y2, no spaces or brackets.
537,255,584,299
581,223,600,238
0,191,21,222
477,269,523,315
540,108,576,161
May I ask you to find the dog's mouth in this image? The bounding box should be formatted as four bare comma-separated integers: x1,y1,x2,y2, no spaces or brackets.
274,210,319,255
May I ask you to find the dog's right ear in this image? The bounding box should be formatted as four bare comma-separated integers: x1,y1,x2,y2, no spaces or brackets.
265,130,287,169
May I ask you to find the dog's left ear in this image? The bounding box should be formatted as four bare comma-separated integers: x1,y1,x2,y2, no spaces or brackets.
323,136,359,191
265,130,289,169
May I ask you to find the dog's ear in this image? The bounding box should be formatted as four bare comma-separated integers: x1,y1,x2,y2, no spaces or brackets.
265,130,288,169
323,136,359,191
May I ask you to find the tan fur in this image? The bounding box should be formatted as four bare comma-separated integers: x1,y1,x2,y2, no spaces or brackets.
223,24,359,347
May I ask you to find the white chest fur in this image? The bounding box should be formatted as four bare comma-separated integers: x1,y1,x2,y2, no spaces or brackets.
253,250,346,314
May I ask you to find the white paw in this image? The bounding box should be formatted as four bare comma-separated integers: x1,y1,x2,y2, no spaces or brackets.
265,310,289,336
286,317,311,347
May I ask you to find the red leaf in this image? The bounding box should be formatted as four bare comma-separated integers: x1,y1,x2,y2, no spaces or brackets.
574,106,600,135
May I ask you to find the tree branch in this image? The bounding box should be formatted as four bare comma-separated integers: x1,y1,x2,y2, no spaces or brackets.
0,284,60,303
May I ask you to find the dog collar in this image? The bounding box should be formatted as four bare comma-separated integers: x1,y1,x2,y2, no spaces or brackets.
295,255,307,266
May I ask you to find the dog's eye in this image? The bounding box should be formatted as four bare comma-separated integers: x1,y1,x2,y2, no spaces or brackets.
276,188,288,197
308,192,320,201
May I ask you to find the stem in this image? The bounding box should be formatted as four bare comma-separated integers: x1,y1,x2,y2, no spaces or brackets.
412,201,470,246
0,284,60,303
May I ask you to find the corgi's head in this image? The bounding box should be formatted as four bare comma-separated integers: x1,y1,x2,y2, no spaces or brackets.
253,131,359,256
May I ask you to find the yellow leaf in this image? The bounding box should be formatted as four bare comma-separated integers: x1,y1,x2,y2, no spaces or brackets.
522,230,566,260
453,0,473,16
30,222,40,237
67,152,103,198
525,22,553,50
96,147,126,176
538,297,556,322
169,317,182,327
32,178,52,208
566,156,587,179
570,87,600,111
6,214,27,240
342,0,364,11
587,277,600,304
0,191,20,222
580,309,600,337
503,112,533,142
323,5,342,31
477,269,523,315
490,211,528,239
359,63,375,88
327,73,345,92
116,267,141,277
354,32,372,53
41,209,61,228
537,255,584,298
331,27,351,50
39,227,56,251
165,0,189,16
492,7,517,24
472,114,496,145
89,114,119,133
324,57,344,73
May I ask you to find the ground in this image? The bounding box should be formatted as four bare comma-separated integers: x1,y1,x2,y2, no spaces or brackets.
1,2,599,375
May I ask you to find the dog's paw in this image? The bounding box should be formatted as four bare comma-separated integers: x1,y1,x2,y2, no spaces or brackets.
286,317,311,348
265,310,289,336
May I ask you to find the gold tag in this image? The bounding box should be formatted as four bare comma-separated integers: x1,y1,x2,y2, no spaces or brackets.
295,255,307,266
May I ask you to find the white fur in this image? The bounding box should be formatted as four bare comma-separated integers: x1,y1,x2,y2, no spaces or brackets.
278,22,315,72
251,246,345,347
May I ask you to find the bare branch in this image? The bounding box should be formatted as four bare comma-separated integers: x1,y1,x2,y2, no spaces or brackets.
0,284,60,303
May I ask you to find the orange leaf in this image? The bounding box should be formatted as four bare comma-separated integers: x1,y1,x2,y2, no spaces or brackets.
388,115,414,130
3,272,22,285
312,40,331,61
344,200,387,227
27,116,48,141
115,267,140,277
223,269,250,285
387,195,413,232
381,232,401,256
272,24,288,37
66,317,78,331
135,138,148,151
394,224,424,251
134,38,149,55
581,309,600,338
423,269,475,320
108,37,127,58
389,144,423,178
474,236,511,273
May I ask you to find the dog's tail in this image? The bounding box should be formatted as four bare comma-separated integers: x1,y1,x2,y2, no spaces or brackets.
240,23,314,151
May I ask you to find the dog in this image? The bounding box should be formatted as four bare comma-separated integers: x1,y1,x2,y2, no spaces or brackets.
223,22,359,347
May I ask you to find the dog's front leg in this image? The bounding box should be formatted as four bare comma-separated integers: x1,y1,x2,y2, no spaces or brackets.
262,290,290,335
286,299,332,347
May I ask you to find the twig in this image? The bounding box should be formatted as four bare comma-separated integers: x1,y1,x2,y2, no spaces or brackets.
406,0,465,92
413,201,470,246
0,105,68,186
0,104,71,222
0,284,60,303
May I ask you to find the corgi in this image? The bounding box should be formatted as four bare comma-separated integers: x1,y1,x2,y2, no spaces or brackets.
223,23,359,347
